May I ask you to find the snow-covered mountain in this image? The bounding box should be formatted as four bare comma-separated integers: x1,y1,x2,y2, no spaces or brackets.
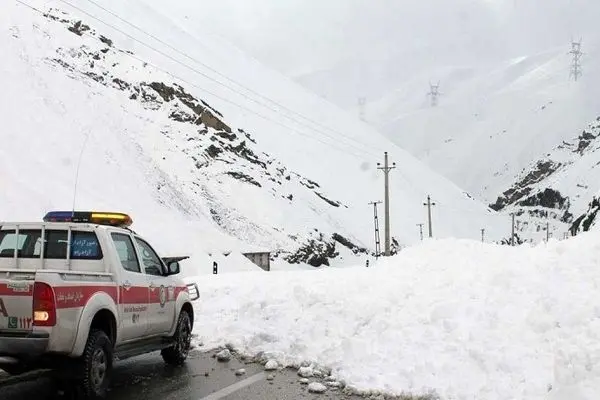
489,115,600,239
365,42,600,242
150,0,600,244
1,0,506,274
571,194,600,235
286,2,600,243
370,42,600,200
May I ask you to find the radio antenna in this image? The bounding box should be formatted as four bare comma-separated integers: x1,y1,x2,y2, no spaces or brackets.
72,131,91,217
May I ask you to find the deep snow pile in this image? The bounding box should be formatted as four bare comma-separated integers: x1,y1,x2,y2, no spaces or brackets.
191,233,600,399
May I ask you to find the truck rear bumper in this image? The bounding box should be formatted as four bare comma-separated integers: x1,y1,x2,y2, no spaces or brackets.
0,331,50,358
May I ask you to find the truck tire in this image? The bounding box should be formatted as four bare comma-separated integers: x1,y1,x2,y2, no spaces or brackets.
161,309,192,366
79,329,113,399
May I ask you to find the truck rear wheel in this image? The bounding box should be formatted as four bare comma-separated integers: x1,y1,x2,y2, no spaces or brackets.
79,329,113,399
161,309,192,366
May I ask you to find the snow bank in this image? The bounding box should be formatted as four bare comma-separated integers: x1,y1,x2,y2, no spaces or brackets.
190,232,600,399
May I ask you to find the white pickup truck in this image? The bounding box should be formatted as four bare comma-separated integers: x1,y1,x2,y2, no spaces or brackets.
0,211,199,399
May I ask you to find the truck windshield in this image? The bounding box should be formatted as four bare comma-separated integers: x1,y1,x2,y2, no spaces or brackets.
0,229,103,260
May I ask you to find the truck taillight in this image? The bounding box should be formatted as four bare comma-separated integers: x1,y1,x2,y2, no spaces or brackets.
33,282,57,327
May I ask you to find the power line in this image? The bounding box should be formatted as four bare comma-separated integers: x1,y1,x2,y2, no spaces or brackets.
56,0,388,157
16,0,381,161
435,202,506,218
358,97,366,121
79,0,386,154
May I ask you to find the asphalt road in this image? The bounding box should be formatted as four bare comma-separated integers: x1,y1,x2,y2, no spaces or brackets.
0,348,363,400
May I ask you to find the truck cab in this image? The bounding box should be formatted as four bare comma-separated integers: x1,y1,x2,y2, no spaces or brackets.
0,211,199,399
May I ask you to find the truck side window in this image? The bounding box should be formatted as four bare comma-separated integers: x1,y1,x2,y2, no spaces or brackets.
0,231,30,257
44,230,103,260
0,230,50,258
134,237,164,276
111,233,141,273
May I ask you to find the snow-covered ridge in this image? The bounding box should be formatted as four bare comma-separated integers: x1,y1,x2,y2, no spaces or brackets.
571,195,600,234
25,6,371,266
160,0,600,248
488,116,600,241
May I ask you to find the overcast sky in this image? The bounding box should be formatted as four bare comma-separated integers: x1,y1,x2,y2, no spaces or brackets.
127,0,599,110
139,0,597,75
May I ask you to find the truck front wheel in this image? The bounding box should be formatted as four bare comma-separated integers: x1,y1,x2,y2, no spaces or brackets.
79,329,113,399
161,309,192,365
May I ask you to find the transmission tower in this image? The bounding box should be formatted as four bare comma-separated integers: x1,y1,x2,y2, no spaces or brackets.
369,201,382,258
358,97,366,121
569,39,583,81
427,81,441,107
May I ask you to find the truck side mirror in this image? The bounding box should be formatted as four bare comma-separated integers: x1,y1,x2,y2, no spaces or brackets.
167,260,180,275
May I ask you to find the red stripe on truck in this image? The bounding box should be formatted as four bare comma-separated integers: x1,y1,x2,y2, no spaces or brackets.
148,285,188,304
1,283,191,309
54,285,148,308
54,286,118,309
119,286,148,305
0,283,34,296
175,286,188,297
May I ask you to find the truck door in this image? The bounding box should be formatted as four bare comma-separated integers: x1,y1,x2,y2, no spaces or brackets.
132,236,176,336
109,232,149,342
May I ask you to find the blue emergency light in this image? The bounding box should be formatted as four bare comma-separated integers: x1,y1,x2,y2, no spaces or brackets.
43,211,133,227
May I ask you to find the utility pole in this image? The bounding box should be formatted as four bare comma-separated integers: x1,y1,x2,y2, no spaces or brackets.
417,223,424,241
427,81,441,107
377,152,396,256
481,228,485,243
423,195,436,238
569,39,583,81
358,97,366,121
369,201,382,258
511,213,515,246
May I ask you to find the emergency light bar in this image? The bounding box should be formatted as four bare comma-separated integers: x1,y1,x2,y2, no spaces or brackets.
43,211,133,227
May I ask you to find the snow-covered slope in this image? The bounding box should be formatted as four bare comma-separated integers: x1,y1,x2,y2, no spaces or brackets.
372,42,600,204
1,1,506,274
192,231,600,400
486,115,600,240
571,194,600,235
194,0,598,244
299,28,600,244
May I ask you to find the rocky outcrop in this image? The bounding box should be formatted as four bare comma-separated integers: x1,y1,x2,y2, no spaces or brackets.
571,196,600,235
332,233,369,255
285,232,339,267
490,161,562,211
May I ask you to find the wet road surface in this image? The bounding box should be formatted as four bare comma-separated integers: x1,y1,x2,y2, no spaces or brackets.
1,348,363,400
